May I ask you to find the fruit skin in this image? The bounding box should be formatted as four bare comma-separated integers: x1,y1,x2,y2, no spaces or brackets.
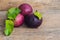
14,14,24,27
24,14,42,28
19,3,33,16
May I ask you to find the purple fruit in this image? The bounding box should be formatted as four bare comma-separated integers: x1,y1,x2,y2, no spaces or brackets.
19,3,33,16
24,11,43,28
14,14,24,27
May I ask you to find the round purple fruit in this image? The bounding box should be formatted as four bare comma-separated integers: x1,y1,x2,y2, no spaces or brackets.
14,14,24,27
19,3,33,16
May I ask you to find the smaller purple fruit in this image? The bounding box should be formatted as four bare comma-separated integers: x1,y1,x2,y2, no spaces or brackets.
14,14,24,27
19,3,33,16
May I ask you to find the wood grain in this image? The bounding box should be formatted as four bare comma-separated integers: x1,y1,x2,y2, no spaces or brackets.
0,0,58,11
0,0,60,40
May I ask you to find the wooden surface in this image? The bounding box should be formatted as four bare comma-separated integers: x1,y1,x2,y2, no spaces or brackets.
0,0,60,40
0,0,60,11
0,0,52,10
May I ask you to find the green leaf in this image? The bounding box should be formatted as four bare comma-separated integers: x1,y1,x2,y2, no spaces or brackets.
34,10,42,19
7,7,21,20
4,20,14,36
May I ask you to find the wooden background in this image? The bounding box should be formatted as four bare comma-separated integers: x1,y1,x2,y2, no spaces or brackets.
0,0,60,40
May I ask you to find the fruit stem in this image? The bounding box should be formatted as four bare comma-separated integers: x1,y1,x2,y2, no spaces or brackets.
36,10,38,12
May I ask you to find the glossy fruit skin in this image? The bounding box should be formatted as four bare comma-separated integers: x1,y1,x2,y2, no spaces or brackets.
24,14,42,28
19,3,33,16
14,14,24,27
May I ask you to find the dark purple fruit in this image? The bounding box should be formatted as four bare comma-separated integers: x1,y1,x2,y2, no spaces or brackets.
24,14,42,28
19,3,33,16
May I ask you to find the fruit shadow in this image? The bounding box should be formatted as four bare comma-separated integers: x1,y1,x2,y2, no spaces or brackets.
0,18,6,36
22,23,38,29
1,13,7,36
